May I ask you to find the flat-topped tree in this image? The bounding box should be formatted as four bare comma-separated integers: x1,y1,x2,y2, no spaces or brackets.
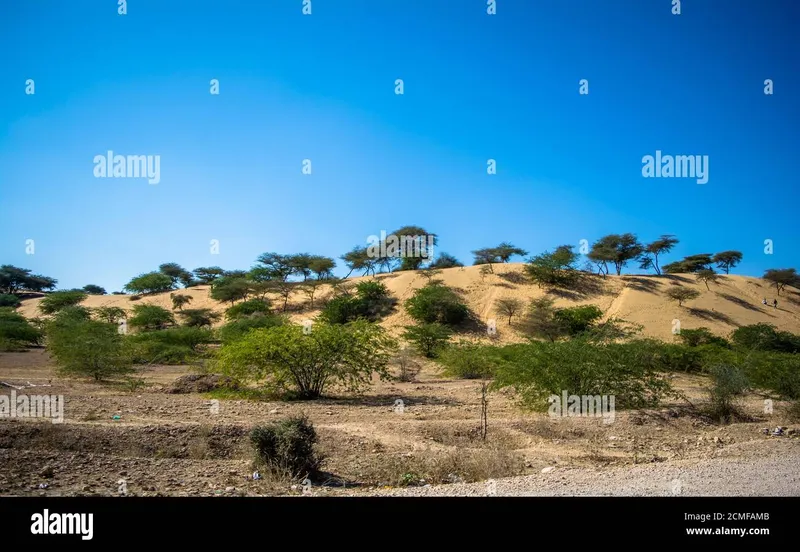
124,272,174,295
0,265,57,295
639,235,679,275
159,263,194,288
341,246,377,278
493,242,528,263
763,268,798,296
712,251,743,274
390,225,437,271
666,286,700,307
82,285,106,295
193,266,225,285
525,245,579,288
170,293,193,311
307,255,336,280
472,248,501,273
591,234,643,275
696,269,719,290
429,253,463,269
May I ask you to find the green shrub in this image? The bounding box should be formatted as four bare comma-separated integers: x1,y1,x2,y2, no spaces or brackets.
730,324,800,353
677,327,730,348
492,339,673,410
178,308,221,328
127,327,214,364
403,323,451,358
47,316,133,380
128,304,176,331
250,416,322,479
319,281,394,324
553,305,603,336
39,290,88,314
706,364,749,422
225,298,272,320
0,294,21,308
215,320,396,399
437,342,496,379
0,308,42,349
217,313,286,344
404,283,469,326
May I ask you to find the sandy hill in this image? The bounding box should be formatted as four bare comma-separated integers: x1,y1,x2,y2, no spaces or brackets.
18,263,800,343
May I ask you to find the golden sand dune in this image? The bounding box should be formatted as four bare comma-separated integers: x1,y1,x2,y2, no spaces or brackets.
18,263,800,343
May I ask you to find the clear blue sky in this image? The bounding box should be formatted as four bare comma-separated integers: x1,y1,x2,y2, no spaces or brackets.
1,0,797,292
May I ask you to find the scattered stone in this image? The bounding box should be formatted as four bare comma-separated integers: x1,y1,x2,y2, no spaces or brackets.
541,467,555,474
225,486,235,492
39,466,54,478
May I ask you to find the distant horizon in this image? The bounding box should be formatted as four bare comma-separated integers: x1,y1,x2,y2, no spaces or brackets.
2,1,798,292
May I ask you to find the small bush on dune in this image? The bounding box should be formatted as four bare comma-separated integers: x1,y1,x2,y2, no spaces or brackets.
404,283,469,326
319,281,394,324
250,416,323,480
225,298,272,320
39,290,88,315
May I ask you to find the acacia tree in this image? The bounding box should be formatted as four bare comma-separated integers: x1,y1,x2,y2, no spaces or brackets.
193,266,225,285
639,235,679,275
663,254,714,274
696,269,718,290
0,265,57,295
170,293,193,311
82,285,107,295
124,272,174,295
712,251,743,274
391,225,437,271
341,246,377,278
666,287,700,307
94,306,127,324
591,234,643,275
472,248,500,273
763,268,798,296
429,253,463,269
159,263,195,288
525,245,579,288
495,298,523,325
493,242,528,263
215,320,396,399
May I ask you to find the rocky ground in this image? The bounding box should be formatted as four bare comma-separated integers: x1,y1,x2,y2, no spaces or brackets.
1,348,798,497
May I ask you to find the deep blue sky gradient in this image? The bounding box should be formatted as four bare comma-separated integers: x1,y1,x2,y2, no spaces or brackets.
1,0,797,291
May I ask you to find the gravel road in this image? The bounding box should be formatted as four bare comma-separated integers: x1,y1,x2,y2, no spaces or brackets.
349,439,800,497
